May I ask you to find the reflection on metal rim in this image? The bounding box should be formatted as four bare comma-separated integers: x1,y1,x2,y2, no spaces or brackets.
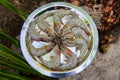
20,2,98,78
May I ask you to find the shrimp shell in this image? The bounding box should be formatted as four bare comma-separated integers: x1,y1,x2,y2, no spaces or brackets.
39,45,61,69
53,10,78,34
28,21,52,42
62,31,74,40
63,38,88,61
72,27,89,42
63,37,76,47
75,38,88,60
28,41,55,56
57,46,77,70
65,17,90,36
35,12,54,37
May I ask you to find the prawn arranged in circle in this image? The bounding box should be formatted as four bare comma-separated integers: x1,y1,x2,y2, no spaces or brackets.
27,10,92,70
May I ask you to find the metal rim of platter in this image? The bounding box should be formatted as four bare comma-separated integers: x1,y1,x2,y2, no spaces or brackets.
20,2,99,78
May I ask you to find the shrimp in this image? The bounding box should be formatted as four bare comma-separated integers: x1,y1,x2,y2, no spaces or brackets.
39,45,61,69
35,12,54,37
62,17,90,39
72,27,89,42
62,31,74,40
63,37,76,47
28,40,55,56
53,10,78,34
57,46,77,70
75,38,88,60
63,38,88,61
28,20,52,42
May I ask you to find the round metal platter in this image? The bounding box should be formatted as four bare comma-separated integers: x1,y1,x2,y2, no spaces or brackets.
20,2,98,78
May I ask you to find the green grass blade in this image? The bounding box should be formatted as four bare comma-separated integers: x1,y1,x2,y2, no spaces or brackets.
0,50,33,71
0,30,19,46
0,50,52,80
0,77,9,80
0,0,28,20
0,70,30,80
0,59,34,74
0,43,25,62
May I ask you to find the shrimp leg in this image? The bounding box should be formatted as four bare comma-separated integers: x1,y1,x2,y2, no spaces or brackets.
39,45,61,69
28,40,55,56
35,12,54,37
28,20,52,42
58,46,77,70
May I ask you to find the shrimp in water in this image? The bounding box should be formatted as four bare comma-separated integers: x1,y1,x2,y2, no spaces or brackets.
28,40,55,56
35,12,54,37
28,20,52,42
57,46,77,70
39,45,61,69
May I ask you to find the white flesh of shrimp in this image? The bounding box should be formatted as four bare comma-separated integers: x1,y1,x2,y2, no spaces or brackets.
57,46,77,70
28,40,55,56
28,20,52,42
53,10,78,34
39,45,61,69
35,12,54,37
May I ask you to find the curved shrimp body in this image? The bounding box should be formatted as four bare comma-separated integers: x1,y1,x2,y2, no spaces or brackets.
28,41,55,56
57,46,77,70
35,12,54,37
63,17,90,41
53,10,78,34
28,20,52,42
75,38,88,60
72,27,89,42
63,37,76,47
62,31,74,40
63,38,88,60
39,45,61,69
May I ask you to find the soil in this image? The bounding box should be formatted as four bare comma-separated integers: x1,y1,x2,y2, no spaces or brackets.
0,0,120,80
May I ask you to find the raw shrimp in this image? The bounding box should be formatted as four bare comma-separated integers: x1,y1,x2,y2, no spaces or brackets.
39,45,61,69
62,17,90,40
75,38,88,60
72,27,89,42
53,10,78,34
28,40,55,56
35,12,54,37
63,37,76,47
62,31,74,40
57,46,77,70
28,20,52,42
63,38,88,60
